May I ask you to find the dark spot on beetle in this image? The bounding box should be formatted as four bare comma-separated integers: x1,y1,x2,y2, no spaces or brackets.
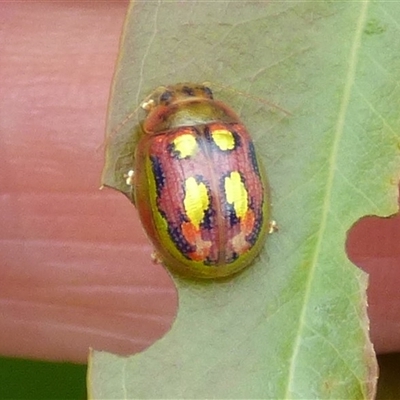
244,195,264,245
199,174,209,183
159,90,173,104
248,140,261,177
179,212,190,224
230,128,242,149
246,210,263,246
168,224,195,258
227,252,239,263
203,125,212,142
150,155,166,198
166,141,176,158
203,126,217,148
201,205,215,230
181,86,195,97
248,196,256,211
226,203,239,227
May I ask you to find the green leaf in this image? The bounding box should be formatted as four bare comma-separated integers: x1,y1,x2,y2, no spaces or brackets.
94,1,400,398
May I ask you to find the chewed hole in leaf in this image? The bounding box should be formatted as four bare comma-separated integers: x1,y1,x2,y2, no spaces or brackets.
346,185,400,354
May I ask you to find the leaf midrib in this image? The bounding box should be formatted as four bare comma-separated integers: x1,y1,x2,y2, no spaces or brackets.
284,2,370,397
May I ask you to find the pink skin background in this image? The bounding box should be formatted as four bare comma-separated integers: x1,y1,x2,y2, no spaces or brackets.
1,1,399,364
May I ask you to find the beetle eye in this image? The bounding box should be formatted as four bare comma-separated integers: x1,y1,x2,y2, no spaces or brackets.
160,90,173,104
203,86,213,99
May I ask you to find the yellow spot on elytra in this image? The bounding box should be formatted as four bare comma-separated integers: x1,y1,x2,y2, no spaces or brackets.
212,129,235,151
225,171,248,218
172,133,197,158
183,177,209,229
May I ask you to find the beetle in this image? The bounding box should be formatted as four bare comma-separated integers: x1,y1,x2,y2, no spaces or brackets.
127,83,270,279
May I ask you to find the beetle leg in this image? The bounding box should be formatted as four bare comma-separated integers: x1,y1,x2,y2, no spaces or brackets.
268,220,278,234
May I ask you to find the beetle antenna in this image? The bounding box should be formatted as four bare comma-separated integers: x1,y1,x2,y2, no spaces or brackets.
96,87,166,153
202,81,292,116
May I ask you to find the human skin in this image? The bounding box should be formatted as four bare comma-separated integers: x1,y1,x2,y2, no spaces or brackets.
1,1,399,364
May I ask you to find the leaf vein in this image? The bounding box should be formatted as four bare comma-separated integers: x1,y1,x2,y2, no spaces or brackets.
284,2,370,397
